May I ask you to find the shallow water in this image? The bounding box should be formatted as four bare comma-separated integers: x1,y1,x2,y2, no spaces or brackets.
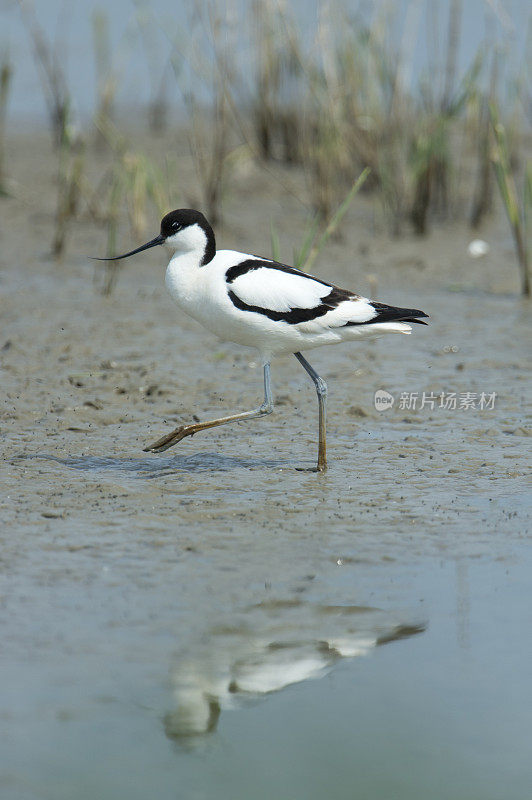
2,550,532,799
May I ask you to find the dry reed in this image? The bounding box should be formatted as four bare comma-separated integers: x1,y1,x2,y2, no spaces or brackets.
490,104,530,296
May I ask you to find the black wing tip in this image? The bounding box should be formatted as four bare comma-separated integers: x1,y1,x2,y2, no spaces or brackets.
404,310,429,324
370,303,429,324
404,317,428,325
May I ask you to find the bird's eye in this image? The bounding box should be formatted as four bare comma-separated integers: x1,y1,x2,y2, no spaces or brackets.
172,221,181,230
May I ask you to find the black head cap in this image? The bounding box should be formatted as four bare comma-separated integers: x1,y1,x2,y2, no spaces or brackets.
160,209,215,264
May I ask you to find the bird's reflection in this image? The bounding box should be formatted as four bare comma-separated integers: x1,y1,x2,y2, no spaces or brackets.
164,598,425,741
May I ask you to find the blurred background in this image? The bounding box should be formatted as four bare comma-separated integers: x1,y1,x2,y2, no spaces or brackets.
0,0,530,290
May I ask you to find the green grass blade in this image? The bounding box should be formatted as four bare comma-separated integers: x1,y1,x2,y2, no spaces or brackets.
303,167,371,271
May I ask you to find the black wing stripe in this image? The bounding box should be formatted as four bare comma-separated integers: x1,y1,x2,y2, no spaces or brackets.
225,259,334,287
228,285,354,324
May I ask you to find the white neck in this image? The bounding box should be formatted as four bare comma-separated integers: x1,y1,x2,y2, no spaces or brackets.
164,223,209,266
165,248,207,313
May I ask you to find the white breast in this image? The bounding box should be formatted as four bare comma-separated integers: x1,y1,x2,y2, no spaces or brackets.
165,250,248,335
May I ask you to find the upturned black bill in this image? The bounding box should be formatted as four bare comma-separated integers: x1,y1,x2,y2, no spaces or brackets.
91,233,166,261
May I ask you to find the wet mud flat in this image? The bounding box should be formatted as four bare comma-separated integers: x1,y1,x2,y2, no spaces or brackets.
1,130,531,798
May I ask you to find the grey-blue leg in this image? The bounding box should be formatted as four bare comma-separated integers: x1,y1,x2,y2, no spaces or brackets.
145,362,273,453
294,352,327,471
262,362,273,412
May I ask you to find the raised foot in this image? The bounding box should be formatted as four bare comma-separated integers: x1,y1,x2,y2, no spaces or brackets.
143,425,190,453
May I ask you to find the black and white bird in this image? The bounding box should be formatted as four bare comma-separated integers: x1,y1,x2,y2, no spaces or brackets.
95,209,428,471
